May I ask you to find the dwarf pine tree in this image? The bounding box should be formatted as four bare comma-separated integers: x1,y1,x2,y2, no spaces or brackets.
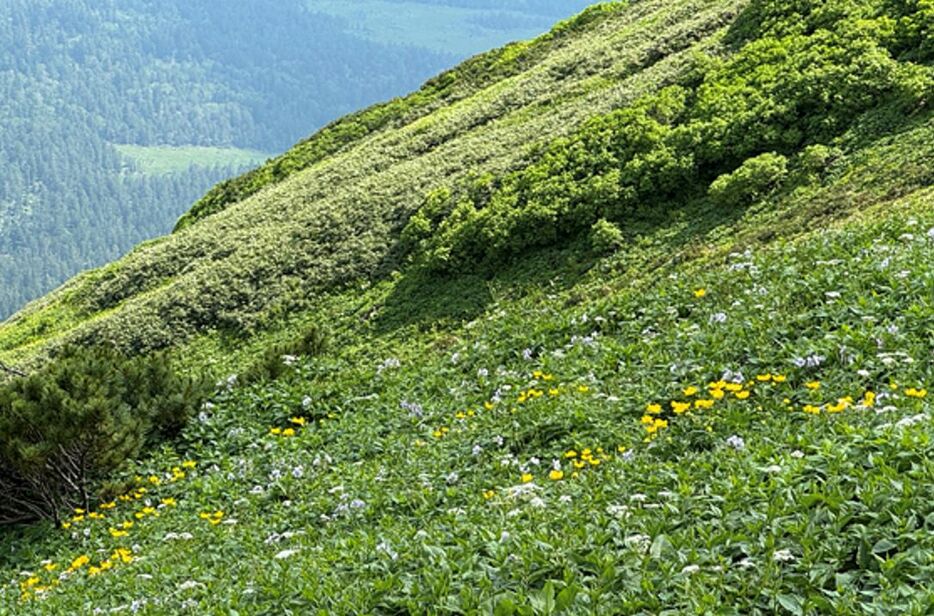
0,347,210,525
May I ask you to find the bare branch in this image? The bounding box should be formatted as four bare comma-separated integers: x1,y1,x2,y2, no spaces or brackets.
0,360,25,378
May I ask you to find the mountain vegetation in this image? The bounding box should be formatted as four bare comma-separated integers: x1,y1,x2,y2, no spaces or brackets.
0,0,932,612
0,0,579,319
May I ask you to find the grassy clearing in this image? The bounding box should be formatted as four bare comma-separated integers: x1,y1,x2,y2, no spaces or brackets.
113,145,268,176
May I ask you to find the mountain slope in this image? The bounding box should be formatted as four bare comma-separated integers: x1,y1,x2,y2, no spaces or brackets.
0,0,590,319
0,0,746,362
1,0,933,612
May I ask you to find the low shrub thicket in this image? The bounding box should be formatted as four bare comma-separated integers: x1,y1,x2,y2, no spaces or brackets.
0,347,210,526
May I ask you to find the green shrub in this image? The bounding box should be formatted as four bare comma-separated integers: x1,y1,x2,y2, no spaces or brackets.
241,323,329,384
590,218,625,254
708,152,789,207
0,347,210,525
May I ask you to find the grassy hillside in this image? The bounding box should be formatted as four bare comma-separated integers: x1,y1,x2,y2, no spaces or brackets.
1,0,933,612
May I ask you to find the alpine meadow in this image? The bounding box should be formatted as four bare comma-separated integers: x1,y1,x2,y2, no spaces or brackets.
1,0,933,613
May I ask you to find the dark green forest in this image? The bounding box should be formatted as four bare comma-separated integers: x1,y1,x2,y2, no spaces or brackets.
0,0,590,318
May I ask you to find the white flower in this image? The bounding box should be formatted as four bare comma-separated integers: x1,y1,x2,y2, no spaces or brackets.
624,534,650,551
472,444,483,456
629,493,647,502
764,465,782,473
726,435,745,450
896,414,926,429
274,549,300,560
772,549,795,563
559,495,573,504
281,355,298,366
681,564,700,575
825,291,841,299
178,580,204,590
500,531,511,542
710,312,728,324
790,450,804,459
737,557,756,569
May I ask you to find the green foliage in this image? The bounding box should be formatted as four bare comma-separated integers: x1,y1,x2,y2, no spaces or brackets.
0,347,210,525
708,152,789,207
241,323,329,384
0,1,934,610
589,218,625,253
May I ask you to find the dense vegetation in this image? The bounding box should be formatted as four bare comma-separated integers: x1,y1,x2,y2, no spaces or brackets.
0,0,932,612
0,348,210,528
0,0,584,318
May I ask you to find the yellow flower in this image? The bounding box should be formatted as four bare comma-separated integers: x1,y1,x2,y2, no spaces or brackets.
148,475,161,485
484,401,495,411
282,428,296,437
482,490,495,500
70,555,90,571
617,445,627,453
182,460,197,469
61,522,72,530
693,288,706,298
109,528,129,538
112,549,133,564
734,390,751,400
756,374,772,382
564,450,578,458
290,417,307,426
708,380,726,390
573,460,586,469
862,391,876,407
161,498,177,507
549,469,564,481
671,401,691,414
548,388,560,397
88,512,104,520
589,458,601,467
772,375,787,383
710,389,725,400
802,404,821,415
542,374,554,382
905,387,928,398
521,473,533,484
805,381,821,390
577,385,590,394
100,501,116,510
455,411,466,420
646,403,662,414
269,427,282,435
641,414,656,425
724,383,743,392
532,370,544,379
826,398,850,413
694,399,715,410
683,386,699,396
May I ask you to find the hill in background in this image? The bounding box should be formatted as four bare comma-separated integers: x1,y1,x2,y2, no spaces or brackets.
0,0,595,318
